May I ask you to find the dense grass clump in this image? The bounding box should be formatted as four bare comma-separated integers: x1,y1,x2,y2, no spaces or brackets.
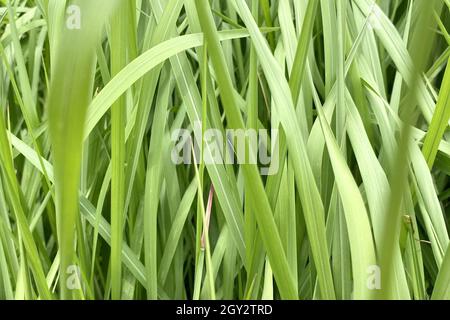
0,0,450,300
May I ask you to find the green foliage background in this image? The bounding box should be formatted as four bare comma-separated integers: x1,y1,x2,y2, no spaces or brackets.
0,0,450,300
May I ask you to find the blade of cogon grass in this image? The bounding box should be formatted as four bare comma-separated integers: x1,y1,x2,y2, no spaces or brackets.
422,58,450,168
231,0,335,299
47,0,119,299
109,0,128,300
195,0,298,299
